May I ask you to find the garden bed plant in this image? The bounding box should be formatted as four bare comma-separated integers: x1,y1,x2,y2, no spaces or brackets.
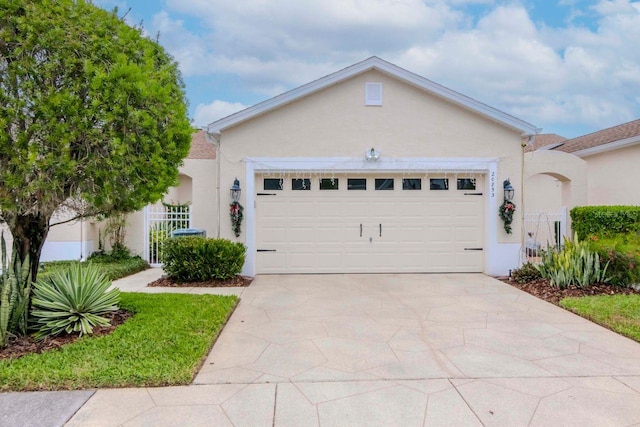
506,207,640,342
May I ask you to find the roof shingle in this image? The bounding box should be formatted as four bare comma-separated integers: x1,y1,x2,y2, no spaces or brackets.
187,130,216,160
554,119,640,154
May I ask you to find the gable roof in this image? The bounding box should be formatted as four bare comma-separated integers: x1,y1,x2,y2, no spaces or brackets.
207,56,537,135
553,119,640,157
187,130,216,159
524,133,567,152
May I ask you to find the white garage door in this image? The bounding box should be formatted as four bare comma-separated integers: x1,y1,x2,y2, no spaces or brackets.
256,174,484,273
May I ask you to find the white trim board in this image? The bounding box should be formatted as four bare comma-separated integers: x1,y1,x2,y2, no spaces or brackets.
209,57,538,136
242,156,515,277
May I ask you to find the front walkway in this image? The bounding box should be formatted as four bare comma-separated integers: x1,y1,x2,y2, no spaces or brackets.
5,272,640,426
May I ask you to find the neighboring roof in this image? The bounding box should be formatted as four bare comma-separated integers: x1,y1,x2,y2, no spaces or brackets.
524,133,567,152
187,130,216,160
208,56,537,135
554,119,640,157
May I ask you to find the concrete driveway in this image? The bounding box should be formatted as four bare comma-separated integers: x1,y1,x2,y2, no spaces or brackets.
69,274,640,426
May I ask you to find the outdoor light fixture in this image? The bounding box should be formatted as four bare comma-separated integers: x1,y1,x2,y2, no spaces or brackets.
503,179,515,201
365,147,380,162
230,178,241,202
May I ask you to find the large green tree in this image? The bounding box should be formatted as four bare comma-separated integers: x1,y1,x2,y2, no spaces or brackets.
0,0,192,280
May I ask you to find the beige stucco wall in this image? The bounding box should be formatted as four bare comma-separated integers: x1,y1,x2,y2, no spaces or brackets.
583,144,640,205
524,150,588,211
525,173,562,212
218,70,525,248
123,157,218,257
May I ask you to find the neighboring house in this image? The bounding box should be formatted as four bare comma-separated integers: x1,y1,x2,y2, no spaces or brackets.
0,130,218,263
553,119,640,206
526,119,640,213
205,56,538,276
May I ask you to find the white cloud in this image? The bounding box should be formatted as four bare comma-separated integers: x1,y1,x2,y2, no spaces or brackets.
119,0,640,136
193,100,248,126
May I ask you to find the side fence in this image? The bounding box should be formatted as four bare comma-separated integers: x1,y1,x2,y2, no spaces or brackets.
144,204,192,267
523,207,568,263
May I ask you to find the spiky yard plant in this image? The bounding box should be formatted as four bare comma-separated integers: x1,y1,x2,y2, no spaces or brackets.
0,232,31,348
31,264,120,340
536,232,609,289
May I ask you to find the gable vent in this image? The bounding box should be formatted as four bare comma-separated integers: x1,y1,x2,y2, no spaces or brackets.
365,82,382,106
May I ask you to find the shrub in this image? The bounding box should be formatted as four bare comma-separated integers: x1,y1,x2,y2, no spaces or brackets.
571,206,640,239
511,263,542,284
535,233,610,289
31,264,120,339
163,237,246,282
588,234,640,287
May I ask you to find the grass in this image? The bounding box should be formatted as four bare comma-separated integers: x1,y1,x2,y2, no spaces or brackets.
560,294,640,342
38,256,149,282
0,292,238,391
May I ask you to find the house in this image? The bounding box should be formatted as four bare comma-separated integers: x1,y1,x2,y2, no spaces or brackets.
203,56,538,276
525,119,640,214
0,130,218,263
552,119,640,206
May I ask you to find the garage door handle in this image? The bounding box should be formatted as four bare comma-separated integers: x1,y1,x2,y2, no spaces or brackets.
464,248,483,251
257,249,277,252
360,224,362,237
464,193,483,196
379,223,382,237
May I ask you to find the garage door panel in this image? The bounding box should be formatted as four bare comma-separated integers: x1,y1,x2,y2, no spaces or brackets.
317,202,346,217
287,228,316,243
256,173,485,273
426,227,454,243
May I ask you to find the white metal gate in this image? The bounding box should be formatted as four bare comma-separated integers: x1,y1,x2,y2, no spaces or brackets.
144,204,192,267
524,207,568,263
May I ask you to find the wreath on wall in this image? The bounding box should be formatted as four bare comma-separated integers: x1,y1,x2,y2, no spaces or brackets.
499,200,516,234
230,202,244,237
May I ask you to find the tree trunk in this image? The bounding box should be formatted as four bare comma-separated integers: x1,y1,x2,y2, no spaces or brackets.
7,213,51,283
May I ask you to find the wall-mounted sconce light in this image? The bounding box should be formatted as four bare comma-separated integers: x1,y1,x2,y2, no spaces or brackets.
503,179,515,201
230,178,241,202
365,147,380,162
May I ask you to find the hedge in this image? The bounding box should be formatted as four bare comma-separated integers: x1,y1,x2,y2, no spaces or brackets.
163,237,246,282
570,206,640,239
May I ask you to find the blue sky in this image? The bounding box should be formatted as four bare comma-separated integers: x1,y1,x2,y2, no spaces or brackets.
96,0,640,138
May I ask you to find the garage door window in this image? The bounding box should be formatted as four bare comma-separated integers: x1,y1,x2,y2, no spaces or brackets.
264,178,283,190
457,178,476,190
375,178,394,190
430,178,449,190
348,178,367,190
403,178,421,190
320,178,339,190
292,178,311,190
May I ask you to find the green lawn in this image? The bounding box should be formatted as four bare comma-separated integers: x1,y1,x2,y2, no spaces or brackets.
38,256,149,282
560,294,640,342
0,292,238,391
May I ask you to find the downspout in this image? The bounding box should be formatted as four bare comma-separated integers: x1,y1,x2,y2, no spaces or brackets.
206,129,222,238
520,129,540,265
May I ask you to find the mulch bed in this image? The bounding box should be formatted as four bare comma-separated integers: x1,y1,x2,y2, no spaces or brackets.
0,309,132,360
499,277,640,305
147,275,253,288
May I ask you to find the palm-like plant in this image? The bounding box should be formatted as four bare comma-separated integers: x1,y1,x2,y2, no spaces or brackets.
31,264,120,340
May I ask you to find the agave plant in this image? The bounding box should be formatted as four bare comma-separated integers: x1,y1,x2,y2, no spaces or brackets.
0,232,31,348
536,232,609,289
31,264,120,340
